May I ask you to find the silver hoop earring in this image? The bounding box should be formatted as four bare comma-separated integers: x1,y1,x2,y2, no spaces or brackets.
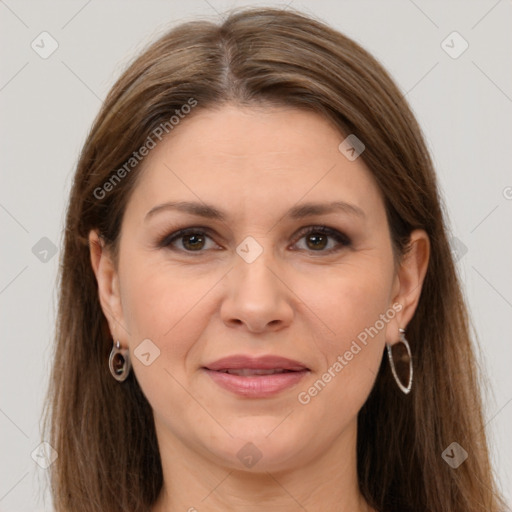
108,340,131,382
386,328,413,394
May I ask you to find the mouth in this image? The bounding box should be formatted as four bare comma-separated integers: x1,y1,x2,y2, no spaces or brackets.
215,368,301,376
202,355,310,398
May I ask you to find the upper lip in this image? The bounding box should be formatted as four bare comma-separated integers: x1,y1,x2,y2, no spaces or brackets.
204,355,309,372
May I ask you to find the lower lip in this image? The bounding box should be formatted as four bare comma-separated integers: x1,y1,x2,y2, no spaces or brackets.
203,369,309,398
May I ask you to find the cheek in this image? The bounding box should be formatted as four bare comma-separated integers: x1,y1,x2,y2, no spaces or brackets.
303,259,393,343
118,252,224,361
117,255,221,418
296,258,394,409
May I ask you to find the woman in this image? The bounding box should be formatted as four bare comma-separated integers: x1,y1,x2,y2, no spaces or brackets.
43,7,508,512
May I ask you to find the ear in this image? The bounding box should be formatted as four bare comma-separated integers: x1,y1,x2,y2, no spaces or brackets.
89,230,126,340
388,229,430,341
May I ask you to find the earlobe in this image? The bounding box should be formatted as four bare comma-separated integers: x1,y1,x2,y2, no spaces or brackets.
88,230,124,337
392,229,430,330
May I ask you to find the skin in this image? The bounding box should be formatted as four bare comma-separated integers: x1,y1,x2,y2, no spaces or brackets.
89,104,429,512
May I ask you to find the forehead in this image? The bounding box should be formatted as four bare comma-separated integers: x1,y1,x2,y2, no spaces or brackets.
124,105,385,224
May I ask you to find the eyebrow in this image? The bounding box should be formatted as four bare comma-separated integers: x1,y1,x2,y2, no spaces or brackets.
145,200,365,222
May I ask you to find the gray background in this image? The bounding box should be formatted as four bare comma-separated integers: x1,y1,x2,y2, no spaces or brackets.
1,1,511,510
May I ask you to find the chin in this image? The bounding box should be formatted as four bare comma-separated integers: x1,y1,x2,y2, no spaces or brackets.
202,420,307,473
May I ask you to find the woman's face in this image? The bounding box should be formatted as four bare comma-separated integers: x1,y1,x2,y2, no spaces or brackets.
93,104,421,473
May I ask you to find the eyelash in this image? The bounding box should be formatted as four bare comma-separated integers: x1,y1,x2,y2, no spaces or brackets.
157,225,351,255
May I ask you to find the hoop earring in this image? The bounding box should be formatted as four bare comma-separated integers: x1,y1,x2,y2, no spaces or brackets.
108,340,131,382
386,328,413,394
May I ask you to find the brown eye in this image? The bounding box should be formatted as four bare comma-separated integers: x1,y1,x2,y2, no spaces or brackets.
305,233,329,250
181,233,206,251
294,226,351,253
159,228,219,253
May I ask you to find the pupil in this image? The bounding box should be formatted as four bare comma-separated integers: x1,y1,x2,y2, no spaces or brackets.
307,234,327,250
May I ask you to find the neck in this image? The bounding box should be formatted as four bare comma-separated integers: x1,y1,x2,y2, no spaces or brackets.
151,419,375,512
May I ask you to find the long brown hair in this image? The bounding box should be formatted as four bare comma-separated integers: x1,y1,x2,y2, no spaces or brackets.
43,7,507,512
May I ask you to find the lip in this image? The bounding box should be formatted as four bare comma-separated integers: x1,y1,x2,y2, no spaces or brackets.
202,355,310,398
204,355,309,372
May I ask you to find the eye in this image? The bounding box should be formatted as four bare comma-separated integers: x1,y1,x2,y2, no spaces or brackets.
159,227,219,252
292,226,351,253
158,225,351,254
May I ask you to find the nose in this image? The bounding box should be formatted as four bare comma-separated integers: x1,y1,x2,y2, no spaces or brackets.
220,250,294,333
